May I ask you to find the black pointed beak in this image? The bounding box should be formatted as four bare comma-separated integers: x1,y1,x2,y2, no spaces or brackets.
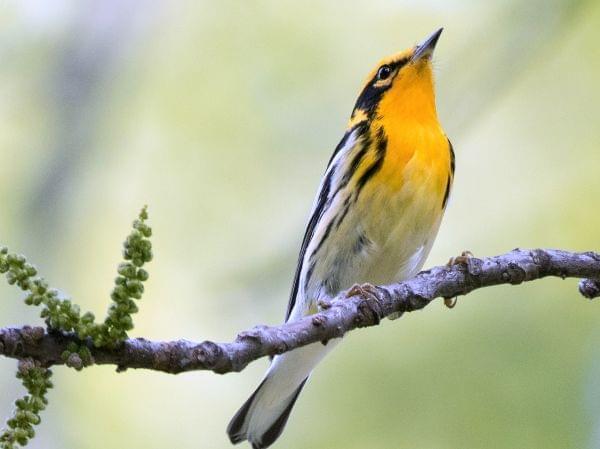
412,28,443,62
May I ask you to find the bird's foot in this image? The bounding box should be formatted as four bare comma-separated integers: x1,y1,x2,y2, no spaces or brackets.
447,250,474,267
347,283,382,325
444,250,475,309
347,282,379,301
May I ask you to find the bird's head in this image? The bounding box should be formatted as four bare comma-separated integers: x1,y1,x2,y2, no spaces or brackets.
350,28,443,127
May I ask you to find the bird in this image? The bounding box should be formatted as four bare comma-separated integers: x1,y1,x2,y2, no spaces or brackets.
227,27,454,448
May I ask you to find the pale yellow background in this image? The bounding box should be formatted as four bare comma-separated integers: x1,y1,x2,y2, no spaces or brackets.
1,1,600,448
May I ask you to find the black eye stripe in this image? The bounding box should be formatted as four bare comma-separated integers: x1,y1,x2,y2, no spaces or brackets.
352,56,410,115
375,57,409,83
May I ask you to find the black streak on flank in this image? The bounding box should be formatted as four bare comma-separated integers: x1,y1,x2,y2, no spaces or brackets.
324,128,372,205
303,260,316,294
311,132,372,264
342,130,371,186
326,121,367,170
284,165,335,321
441,176,451,209
317,128,374,246
442,138,455,209
290,125,373,317
353,232,371,254
310,218,335,262
335,196,352,230
355,127,387,196
448,138,455,175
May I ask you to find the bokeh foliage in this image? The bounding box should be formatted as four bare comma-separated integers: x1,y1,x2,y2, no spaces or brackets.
1,1,599,448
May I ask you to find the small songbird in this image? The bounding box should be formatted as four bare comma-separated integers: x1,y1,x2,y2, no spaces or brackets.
227,28,454,448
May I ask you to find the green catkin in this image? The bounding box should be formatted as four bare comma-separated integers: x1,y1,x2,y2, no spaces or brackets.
101,205,153,347
0,207,152,447
0,207,152,348
0,360,53,449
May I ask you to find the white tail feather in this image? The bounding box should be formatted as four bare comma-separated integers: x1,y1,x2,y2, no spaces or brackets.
228,340,338,448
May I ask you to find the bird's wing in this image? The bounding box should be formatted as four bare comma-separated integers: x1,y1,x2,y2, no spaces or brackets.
284,123,365,321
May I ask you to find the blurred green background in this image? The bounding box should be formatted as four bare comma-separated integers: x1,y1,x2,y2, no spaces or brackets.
1,1,600,448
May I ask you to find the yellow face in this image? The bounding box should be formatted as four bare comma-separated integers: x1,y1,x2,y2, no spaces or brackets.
350,46,437,126
345,31,448,198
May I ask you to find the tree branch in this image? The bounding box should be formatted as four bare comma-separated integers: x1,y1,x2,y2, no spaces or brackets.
1,248,599,374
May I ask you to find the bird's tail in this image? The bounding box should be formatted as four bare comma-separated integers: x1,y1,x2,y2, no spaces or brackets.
227,341,337,448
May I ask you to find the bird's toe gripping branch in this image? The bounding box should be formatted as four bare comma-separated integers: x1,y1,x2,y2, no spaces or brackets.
447,250,474,267
346,283,384,326
444,250,476,308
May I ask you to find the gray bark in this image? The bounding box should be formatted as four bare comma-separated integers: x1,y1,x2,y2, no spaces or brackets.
1,248,598,375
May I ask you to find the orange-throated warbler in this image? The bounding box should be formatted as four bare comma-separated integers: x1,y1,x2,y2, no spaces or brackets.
228,28,454,448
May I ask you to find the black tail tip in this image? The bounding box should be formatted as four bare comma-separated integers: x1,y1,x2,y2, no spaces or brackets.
226,420,246,445
228,433,244,445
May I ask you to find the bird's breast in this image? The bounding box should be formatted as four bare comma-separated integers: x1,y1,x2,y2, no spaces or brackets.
351,123,451,279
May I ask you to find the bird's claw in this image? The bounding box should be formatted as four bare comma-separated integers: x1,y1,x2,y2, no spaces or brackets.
447,250,474,267
443,297,458,309
347,283,379,301
444,250,474,309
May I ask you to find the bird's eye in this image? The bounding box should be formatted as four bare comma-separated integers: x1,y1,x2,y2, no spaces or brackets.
377,65,391,80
